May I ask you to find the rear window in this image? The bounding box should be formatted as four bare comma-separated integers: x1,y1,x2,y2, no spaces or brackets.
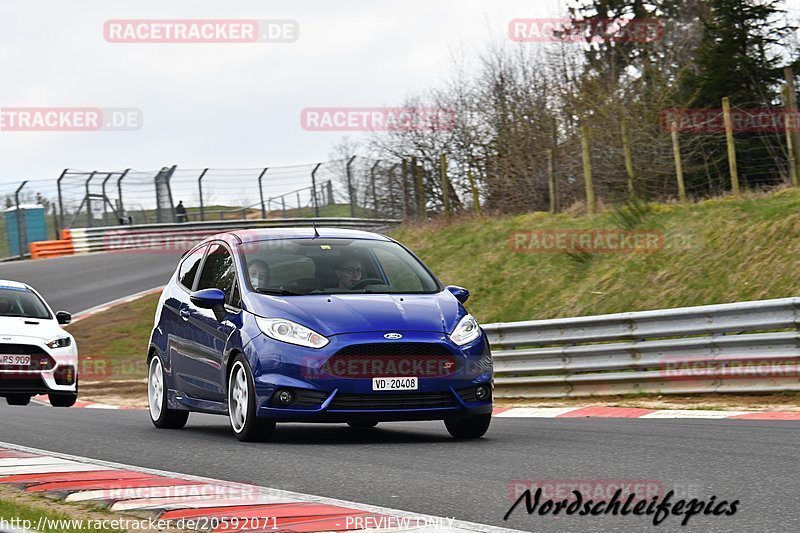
0,286,51,319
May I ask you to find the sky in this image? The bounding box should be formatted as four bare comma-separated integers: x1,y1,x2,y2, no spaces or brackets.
0,0,567,194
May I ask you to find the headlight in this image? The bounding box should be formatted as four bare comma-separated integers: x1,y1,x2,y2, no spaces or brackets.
450,314,481,346
256,317,329,349
46,337,72,349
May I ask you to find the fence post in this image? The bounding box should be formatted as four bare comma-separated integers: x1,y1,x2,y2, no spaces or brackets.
56,169,68,232
85,171,97,228
785,68,800,187
257,167,268,219
197,168,209,221
413,157,425,221
721,97,740,195
468,170,481,218
440,153,451,222
311,163,322,217
371,160,381,216
116,169,130,223
579,124,595,215
101,173,113,225
14,181,28,259
401,159,409,220
326,180,333,205
346,156,357,217
546,149,557,214
621,116,636,198
670,122,687,202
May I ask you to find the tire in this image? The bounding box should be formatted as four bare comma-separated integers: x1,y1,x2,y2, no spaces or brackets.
444,414,491,439
148,355,189,429
347,421,379,429
228,356,275,442
6,394,31,406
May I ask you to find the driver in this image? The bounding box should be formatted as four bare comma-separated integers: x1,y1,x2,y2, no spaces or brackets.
248,259,270,289
335,254,363,289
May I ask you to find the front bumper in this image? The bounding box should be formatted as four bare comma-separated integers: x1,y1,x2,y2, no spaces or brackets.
0,342,78,396
247,330,493,422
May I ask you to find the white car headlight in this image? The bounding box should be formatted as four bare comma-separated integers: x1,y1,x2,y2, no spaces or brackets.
46,337,72,349
450,314,481,346
256,317,329,349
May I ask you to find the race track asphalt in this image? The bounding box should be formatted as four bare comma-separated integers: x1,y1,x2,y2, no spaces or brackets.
1,404,797,532
0,252,180,313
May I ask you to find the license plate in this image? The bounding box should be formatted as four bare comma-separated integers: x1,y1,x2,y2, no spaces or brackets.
0,355,31,367
372,377,418,391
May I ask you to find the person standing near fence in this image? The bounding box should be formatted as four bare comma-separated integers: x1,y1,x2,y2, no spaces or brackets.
175,200,187,223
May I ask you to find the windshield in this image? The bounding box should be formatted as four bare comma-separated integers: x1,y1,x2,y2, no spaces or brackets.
0,286,52,319
240,239,440,295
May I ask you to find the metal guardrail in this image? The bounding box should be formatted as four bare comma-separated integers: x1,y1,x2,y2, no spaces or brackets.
66,217,402,254
484,298,800,398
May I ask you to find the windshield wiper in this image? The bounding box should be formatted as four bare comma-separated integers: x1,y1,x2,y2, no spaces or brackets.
255,288,304,296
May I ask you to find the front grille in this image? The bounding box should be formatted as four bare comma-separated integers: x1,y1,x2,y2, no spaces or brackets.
333,343,454,358
0,344,54,371
329,391,456,410
322,342,459,378
0,344,46,355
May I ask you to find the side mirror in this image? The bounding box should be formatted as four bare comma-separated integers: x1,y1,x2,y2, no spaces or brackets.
446,285,470,304
190,288,227,321
55,311,72,325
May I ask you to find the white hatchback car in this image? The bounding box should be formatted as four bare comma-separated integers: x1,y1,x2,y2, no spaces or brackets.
0,280,78,407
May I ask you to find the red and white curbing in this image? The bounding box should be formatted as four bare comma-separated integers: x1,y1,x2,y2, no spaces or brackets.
0,442,521,533
493,406,800,420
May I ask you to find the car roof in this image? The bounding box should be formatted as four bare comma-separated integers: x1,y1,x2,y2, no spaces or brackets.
202,227,393,246
0,280,31,290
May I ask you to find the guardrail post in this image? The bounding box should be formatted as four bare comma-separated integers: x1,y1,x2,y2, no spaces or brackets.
56,169,68,231
257,167,268,219
85,171,97,228
116,169,130,223
197,168,209,221
311,163,322,217
14,181,28,259
346,156,357,217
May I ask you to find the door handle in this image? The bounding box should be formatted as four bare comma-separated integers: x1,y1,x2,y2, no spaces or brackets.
180,308,191,321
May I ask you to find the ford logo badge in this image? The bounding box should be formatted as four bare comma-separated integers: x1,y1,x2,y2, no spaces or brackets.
384,333,403,340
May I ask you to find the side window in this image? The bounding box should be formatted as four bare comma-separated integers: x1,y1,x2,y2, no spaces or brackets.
196,244,236,301
178,246,207,290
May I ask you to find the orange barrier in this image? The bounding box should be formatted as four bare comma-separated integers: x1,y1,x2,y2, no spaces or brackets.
29,233,74,260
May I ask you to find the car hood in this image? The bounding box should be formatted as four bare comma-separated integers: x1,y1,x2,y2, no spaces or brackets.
244,291,464,336
0,317,66,342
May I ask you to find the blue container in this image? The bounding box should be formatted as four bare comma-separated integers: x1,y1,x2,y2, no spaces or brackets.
4,204,47,257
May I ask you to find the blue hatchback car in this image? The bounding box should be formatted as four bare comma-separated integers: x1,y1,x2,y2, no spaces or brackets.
147,228,493,441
